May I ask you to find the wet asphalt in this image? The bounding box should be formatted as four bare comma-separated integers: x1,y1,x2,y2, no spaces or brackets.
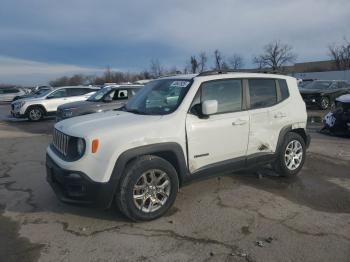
0,103,350,262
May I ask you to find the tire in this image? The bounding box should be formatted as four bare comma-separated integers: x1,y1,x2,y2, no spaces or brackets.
27,107,44,121
273,132,306,177
319,96,330,110
116,155,179,221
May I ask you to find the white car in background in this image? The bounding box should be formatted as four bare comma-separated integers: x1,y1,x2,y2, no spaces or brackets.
11,86,98,121
0,87,27,102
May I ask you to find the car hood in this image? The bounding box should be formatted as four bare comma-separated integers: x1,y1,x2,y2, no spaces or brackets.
299,88,332,95
12,96,44,103
336,94,350,103
55,110,162,138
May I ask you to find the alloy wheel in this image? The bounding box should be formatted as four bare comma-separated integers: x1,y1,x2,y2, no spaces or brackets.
284,140,303,170
29,108,42,121
133,169,171,213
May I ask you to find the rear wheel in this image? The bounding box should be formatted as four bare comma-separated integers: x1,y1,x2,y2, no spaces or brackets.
27,107,44,121
116,155,179,221
274,132,306,177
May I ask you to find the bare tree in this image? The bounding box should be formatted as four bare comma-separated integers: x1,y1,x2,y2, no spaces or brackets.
229,54,244,70
214,49,224,70
198,52,208,72
328,38,350,70
150,59,163,78
253,40,296,71
190,56,199,73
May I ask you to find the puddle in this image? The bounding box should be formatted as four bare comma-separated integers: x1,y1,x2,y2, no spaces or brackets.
0,207,44,262
232,156,350,213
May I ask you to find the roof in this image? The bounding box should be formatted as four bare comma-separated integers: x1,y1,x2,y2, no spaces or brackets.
56,86,100,89
103,84,143,89
156,71,295,81
158,74,198,80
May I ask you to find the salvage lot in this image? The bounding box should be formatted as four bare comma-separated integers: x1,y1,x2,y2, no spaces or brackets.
0,103,350,262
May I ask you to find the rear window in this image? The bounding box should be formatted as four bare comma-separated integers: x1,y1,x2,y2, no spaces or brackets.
248,79,277,109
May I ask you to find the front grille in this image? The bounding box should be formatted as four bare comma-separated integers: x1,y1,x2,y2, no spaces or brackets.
53,129,70,157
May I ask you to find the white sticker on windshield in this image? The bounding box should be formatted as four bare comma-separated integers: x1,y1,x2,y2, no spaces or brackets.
170,81,190,88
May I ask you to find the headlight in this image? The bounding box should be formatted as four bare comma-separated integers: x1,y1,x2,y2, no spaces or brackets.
63,110,73,118
77,138,86,156
14,101,25,109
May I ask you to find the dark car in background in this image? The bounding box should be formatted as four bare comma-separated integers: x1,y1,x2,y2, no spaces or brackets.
299,80,350,109
56,85,143,122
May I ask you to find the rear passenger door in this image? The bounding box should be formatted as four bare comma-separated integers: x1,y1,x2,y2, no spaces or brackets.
186,79,249,173
268,79,292,150
67,88,94,101
246,79,279,156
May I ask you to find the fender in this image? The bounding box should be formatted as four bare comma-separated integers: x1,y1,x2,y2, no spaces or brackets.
100,142,188,208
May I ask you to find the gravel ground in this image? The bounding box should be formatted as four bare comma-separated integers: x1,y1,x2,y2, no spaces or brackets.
0,103,349,262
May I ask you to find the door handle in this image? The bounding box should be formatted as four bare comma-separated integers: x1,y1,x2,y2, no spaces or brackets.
274,112,287,118
232,119,247,126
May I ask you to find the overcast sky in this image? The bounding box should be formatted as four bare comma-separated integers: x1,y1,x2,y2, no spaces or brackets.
1,0,349,85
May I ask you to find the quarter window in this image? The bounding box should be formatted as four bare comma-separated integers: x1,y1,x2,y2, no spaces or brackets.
201,79,242,114
248,79,277,109
278,79,290,101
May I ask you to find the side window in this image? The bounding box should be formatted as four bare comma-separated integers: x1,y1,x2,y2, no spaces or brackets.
67,88,90,96
116,90,128,100
248,79,277,109
4,89,19,94
48,89,67,98
278,79,290,101
201,79,242,114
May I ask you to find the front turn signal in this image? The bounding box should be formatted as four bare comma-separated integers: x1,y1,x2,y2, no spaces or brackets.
91,139,99,153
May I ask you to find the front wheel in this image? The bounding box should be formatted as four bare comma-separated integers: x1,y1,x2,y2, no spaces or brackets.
27,107,44,121
273,132,306,177
116,155,179,221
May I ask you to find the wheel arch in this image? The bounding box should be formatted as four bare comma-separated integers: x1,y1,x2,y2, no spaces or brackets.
103,142,188,208
276,125,310,153
25,104,47,115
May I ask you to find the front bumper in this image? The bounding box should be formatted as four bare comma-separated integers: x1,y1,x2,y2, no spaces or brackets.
10,104,26,118
10,110,26,118
46,154,115,208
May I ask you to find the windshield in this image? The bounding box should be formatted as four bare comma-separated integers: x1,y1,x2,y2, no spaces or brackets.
34,89,52,97
124,79,192,115
303,81,333,90
87,86,113,101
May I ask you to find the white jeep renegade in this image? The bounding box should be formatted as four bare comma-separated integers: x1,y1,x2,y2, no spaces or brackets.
46,72,310,221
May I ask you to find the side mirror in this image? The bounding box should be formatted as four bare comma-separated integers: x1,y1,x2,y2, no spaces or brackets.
202,100,218,116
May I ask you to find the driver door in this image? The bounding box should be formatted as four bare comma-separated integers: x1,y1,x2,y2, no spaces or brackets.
186,79,249,173
45,89,68,112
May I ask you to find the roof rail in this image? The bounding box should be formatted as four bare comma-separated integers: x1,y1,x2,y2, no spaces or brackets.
197,70,239,76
